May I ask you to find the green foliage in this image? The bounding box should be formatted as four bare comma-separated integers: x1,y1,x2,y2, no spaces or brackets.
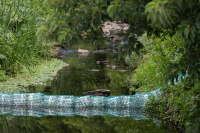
146,81,200,132
128,34,185,92
145,0,200,82
129,55,164,93
38,0,108,44
0,65,8,81
186,117,200,133
38,0,150,56
145,0,175,28
131,34,200,132
125,52,140,68
0,0,52,76
0,59,68,93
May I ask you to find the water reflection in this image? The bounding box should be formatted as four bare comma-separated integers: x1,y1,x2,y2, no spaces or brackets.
0,114,169,133
0,106,146,118
42,50,130,96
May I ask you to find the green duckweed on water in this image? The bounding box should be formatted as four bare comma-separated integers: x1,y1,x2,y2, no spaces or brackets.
0,59,68,93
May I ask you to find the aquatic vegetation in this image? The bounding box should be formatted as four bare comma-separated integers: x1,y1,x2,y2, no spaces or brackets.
0,59,68,93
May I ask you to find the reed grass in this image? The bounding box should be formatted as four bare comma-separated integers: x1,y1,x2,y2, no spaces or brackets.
0,0,52,78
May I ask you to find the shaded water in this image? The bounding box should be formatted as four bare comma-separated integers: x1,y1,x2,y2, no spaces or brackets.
29,43,131,96
0,114,166,133
43,51,129,96
0,43,172,132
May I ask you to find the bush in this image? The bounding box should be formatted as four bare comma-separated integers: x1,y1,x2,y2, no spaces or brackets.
128,33,187,92
146,81,200,132
125,52,140,69
128,33,200,132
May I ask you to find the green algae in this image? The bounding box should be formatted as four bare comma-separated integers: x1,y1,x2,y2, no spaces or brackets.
0,59,68,93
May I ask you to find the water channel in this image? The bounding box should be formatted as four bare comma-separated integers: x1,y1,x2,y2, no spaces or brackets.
0,43,173,132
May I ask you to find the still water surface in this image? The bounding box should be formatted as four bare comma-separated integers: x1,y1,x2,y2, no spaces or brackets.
42,49,129,96
0,44,172,133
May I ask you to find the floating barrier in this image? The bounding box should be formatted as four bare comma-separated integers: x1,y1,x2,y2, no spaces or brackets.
0,89,161,117
0,88,161,108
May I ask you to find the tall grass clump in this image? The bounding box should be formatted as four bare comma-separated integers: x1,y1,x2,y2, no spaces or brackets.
0,0,52,78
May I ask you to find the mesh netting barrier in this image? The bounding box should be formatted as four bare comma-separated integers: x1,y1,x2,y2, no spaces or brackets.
0,89,161,108
0,89,161,118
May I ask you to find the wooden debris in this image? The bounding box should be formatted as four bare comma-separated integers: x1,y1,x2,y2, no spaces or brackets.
83,89,110,97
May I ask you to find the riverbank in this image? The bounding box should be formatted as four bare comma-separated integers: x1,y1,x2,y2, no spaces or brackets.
0,59,68,93
125,33,200,132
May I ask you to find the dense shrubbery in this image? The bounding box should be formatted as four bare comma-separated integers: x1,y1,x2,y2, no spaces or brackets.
128,34,185,92
145,80,200,132
125,52,140,69
126,34,200,132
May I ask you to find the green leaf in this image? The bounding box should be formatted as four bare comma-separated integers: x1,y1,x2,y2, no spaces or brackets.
92,6,99,16
95,0,100,4
0,54,6,60
107,5,115,18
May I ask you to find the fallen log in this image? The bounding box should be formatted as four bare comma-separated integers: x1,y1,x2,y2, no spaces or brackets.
83,89,110,97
